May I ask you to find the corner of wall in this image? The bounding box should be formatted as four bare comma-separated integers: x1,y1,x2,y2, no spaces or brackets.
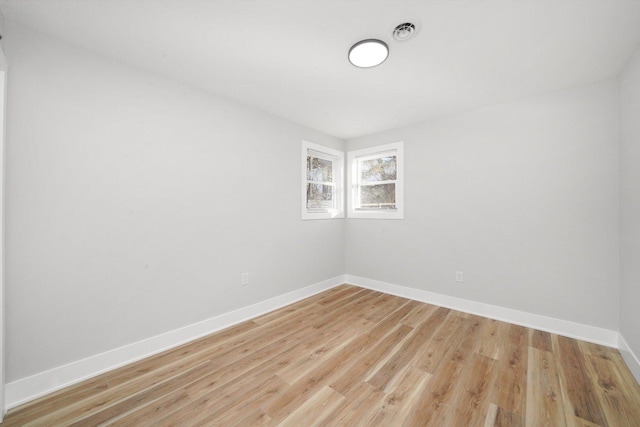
345,275,620,348
618,333,640,386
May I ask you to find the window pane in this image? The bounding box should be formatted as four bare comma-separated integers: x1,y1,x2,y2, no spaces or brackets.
306,183,333,209
307,156,333,182
360,156,396,182
359,183,396,209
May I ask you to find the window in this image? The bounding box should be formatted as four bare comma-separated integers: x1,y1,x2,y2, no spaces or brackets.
302,141,344,220
347,142,404,219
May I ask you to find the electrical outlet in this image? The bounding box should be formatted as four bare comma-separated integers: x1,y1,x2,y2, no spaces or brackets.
455,271,464,283
241,273,249,286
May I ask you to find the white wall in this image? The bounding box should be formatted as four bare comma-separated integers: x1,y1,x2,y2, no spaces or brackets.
346,81,620,331
620,44,640,361
0,6,6,417
3,22,344,382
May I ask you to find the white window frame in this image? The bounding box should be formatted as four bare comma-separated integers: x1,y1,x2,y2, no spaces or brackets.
302,140,344,220
347,142,404,219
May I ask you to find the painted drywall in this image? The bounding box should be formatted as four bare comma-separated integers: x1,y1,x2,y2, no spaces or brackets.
3,22,344,382
0,7,4,47
620,44,640,361
346,80,620,331
0,5,6,417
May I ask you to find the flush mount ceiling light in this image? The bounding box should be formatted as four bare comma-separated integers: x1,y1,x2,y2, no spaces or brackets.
348,39,389,68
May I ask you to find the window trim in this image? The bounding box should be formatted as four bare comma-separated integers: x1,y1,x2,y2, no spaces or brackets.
301,140,344,220
347,141,404,219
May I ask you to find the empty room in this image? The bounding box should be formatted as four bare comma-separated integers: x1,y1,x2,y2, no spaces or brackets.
0,0,638,425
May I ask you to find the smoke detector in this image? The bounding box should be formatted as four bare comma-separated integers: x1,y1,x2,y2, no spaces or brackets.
392,22,418,42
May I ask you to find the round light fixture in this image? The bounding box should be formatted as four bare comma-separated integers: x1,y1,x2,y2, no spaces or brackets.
392,23,417,41
348,39,389,68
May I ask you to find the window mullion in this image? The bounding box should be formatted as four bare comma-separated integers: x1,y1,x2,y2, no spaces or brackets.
307,180,335,186
358,180,396,186
348,141,403,219
302,140,344,220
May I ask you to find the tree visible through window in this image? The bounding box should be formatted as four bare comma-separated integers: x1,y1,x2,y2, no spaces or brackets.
357,155,397,209
306,155,334,210
301,141,344,220
348,142,404,219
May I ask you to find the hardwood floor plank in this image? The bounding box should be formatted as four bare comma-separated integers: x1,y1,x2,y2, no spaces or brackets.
276,330,353,386
566,416,604,427
583,341,617,359
526,346,567,427
4,285,640,426
104,320,259,388
449,353,497,426
329,324,414,396
221,409,274,427
210,376,288,425
410,311,465,373
494,406,525,427
311,296,379,327
585,351,640,427
475,318,502,360
277,385,345,427
250,288,375,343
1,378,110,427
183,326,315,401
450,314,486,364
316,285,365,306
174,373,286,426
24,359,214,427
70,361,214,426
485,402,500,426
321,382,383,426
367,306,449,391
263,302,418,422
400,301,439,328
410,311,484,379
172,291,377,395
367,299,421,340
78,313,285,416
250,285,359,326
493,322,529,417
103,388,191,427
531,329,553,352
580,340,640,403
366,366,432,426
295,293,405,357
554,335,607,426
403,359,466,425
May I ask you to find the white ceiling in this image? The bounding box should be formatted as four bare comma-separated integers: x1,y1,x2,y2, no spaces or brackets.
1,0,639,139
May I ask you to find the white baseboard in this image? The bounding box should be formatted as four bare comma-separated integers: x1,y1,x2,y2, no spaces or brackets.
345,275,619,348
618,334,640,385
5,274,629,412
4,275,346,411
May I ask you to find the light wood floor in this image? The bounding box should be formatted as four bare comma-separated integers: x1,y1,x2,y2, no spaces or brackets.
4,285,640,426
